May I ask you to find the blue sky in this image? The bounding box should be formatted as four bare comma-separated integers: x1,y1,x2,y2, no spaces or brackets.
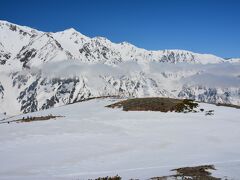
1,0,240,58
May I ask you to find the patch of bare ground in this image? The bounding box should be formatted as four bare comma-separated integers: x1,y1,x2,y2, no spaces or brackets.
18,114,64,123
88,165,228,180
215,103,240,109
90,175,121,180
106,97,198,113
150,165,222,180
1,114,64,124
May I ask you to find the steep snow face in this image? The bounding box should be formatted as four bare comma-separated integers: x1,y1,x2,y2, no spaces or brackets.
0,21,41,66
0,72,21,115
0,99,240,179
0,20,239,115
14,33,73,68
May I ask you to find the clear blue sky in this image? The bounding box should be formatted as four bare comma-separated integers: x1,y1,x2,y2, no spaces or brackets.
1,0,240,58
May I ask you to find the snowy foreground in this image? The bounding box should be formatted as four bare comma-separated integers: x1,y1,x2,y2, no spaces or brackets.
0,98,240,180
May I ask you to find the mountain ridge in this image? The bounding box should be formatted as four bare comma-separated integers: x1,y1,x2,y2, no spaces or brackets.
0,20,239,116
0,20,233,70
1,19,238,61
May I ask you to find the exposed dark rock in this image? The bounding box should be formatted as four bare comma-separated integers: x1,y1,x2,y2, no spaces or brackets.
18,79,39,113
0,83,4,99
9,24,17,31
19,48,37,68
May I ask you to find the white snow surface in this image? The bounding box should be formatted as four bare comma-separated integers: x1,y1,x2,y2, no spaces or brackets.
228,58,240,63
0,98,240,180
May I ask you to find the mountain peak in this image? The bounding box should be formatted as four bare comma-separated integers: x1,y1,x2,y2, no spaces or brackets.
63,27,77,33
55,27,89,40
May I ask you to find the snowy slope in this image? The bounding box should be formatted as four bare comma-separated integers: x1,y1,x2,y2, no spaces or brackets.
0,98,240,179
228,58,240,63
0,20,240,115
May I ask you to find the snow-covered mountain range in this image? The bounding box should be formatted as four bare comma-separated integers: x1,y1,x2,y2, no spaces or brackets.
0,20,240,115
